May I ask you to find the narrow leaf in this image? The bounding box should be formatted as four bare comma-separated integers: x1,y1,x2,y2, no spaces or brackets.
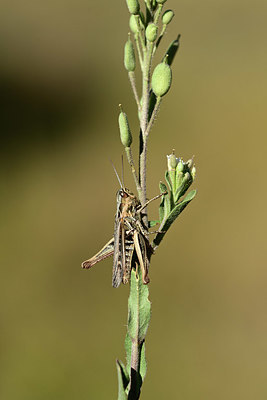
165,170,172,192
116,360,129,400
127,269,151,343
153,190,197,248
165,171,174,208
163,34,181,66
139,341,147,382
148,220,160,228
159,182,168,223
175,175,193,203
126,268,151,398
125,332,132,378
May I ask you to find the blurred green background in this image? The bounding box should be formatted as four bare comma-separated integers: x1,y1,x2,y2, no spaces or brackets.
1,0,267,399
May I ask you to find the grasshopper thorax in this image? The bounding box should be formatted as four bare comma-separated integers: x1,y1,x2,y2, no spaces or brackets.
117,188,140,217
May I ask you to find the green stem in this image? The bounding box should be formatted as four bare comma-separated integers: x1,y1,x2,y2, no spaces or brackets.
154,24,167,54
125,146,142,200
134,15,146,53
134,34,144,71
128,72,141,112
145,96,161,136
139,41,154,218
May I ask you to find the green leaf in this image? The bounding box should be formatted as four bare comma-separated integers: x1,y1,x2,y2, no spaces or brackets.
125,332,132,378
148,220,160,228
163,193,171,217
153,190,197,248
125,268,151,398
175,174,193,203
148,91,157,121
127,269,151,343
169,169,176,193
165,170,172,192
116,360,129,400
159,182,168,223
164,171,174,210
163,34,181,66
139,341,147,382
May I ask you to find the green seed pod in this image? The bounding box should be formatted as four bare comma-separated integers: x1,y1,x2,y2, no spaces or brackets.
156,0,167,3
129,15,138,33
145,23,158,42
151,62,172,97
124,37,136,72
126,0,140,15
162,9,174,25
129,14,144,33
119,109,132,148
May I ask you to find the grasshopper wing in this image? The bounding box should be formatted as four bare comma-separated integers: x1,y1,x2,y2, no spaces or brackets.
112,216,124,288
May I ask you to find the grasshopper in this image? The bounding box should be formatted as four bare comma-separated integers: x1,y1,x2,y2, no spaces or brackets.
82,165,163,288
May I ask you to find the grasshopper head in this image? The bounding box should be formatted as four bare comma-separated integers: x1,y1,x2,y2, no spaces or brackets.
118,187,134,199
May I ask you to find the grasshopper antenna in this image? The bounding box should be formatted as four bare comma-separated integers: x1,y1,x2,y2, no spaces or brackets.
110,160,123,188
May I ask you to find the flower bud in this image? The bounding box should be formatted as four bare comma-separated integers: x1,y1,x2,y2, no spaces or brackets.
151,62,172,97
119,109,132,148
176,159,184,173
191,165,196,179
145,23,158,42
162,9,174,25
187,158,194,169
183,172,191,183
167,153,178,170
124,37,136,72
159,181,168,194
126,0,140,15
176,171,183,188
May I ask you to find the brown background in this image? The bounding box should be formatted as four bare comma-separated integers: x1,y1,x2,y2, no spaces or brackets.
1,0,267,399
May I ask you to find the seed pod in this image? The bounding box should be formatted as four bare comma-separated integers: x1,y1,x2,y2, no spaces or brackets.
162,9,174,25
126,0,140,15
151,62,172,97
124,37,136,72
119,109,132,148
145,23,158,42
129,15,138,33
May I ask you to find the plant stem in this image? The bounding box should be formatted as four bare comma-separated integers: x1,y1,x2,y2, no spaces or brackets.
145,96,161,136
128,72,141,112
125,146,142,199
134,15,146,53
139,41,154,217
